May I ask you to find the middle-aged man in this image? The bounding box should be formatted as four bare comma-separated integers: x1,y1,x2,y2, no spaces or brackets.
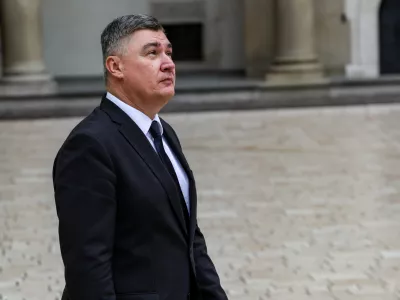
52,14,228,300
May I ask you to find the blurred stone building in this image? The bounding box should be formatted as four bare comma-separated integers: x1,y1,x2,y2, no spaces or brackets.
0,0,399,92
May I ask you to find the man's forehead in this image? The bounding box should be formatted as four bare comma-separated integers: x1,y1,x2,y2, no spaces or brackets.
132,29,171,47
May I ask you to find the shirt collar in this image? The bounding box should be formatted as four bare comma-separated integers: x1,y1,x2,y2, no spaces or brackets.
106,92,163,136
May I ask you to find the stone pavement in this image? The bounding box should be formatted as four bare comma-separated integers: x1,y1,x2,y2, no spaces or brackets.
2,104,400,299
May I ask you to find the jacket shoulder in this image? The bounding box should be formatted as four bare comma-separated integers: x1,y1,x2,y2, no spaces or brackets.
66,107,116,144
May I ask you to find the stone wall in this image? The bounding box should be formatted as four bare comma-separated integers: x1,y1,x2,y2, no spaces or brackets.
314,0,350,76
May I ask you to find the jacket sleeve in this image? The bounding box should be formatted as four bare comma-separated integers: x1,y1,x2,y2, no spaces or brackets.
193,223,229,300
53,133,117,300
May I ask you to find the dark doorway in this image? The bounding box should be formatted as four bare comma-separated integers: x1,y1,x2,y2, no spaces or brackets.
163,23,203,62
379,0,400,74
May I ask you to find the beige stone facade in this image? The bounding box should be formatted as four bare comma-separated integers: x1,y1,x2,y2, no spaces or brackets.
315,0,350,76
0,0,395,85
244,0,350,83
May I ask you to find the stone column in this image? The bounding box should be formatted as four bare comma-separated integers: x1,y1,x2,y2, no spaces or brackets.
266,0,325,85
1,0,53,84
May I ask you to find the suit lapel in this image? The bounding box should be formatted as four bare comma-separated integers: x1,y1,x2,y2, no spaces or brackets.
162,119,197,243
100,97,188,237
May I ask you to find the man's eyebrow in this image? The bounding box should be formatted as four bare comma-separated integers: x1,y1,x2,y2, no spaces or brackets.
142,42,173,51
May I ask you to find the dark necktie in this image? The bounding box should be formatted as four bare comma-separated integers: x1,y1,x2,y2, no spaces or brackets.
149,121,190,230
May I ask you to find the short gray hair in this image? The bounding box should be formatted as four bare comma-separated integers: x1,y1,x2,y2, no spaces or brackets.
101,14,164,81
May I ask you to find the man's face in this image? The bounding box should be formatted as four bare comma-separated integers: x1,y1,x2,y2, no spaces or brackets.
120,29,175,103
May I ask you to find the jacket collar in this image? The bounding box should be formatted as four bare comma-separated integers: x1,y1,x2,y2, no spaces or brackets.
100,95,189,237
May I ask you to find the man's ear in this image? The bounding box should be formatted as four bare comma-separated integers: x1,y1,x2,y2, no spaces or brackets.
105,56,124,79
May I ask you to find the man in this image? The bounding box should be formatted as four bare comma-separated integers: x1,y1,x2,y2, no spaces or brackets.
52,14,228,300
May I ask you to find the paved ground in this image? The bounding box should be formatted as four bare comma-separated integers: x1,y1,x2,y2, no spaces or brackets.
2,104,400,300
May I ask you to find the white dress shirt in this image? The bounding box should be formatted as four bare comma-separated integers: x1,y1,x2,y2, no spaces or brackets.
106,92,190,213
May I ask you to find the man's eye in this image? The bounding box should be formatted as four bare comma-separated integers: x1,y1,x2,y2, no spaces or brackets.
148,50,157,56
166,52,173,57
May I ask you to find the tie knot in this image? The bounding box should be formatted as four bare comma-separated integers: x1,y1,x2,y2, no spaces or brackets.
150,121,162,139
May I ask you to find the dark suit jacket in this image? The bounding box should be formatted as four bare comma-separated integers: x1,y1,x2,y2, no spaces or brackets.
52,96,228,300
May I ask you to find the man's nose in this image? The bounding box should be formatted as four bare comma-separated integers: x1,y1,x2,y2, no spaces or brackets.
161,55,175,72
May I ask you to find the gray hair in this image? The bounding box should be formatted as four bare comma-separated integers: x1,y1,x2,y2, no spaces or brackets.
101,14,164,81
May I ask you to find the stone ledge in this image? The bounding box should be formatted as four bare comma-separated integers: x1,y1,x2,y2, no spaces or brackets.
0,79,58,97
2,74,400,119
1,82,400,120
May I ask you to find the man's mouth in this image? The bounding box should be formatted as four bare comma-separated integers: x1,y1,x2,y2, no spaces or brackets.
160,78,174,84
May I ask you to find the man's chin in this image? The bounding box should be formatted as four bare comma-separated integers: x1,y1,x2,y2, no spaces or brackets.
159,88,175,100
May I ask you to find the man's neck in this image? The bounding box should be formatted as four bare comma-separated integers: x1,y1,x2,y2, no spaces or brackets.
106,87,157,119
